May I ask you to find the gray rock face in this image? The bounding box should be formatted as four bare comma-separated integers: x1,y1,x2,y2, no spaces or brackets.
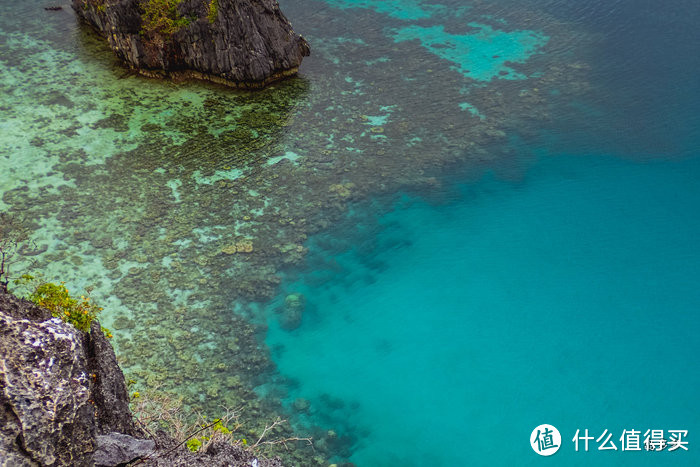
0,292,142,466
0,296,95,466
0,291,291,466
95,432,156,466
146,438,284,467
86,321,139,437
72,0,310,87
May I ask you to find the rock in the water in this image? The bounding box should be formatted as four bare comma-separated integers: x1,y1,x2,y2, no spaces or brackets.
280,293,305,330
292,397,310,413
95,432,156,466
72,0,310,88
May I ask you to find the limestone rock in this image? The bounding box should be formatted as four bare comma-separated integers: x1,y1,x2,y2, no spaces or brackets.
94,432,156,466
86,320,139,436
0,292,142,466
72,0,310,88
145,437,284,466
0,291,296,465
0,295,95,466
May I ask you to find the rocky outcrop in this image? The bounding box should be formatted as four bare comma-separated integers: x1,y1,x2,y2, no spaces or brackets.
0,292,146,466
72,0,310,88
94,433,155,466
140,436,284,467
0,293,97,466
0,291,288,466
86,320,139,437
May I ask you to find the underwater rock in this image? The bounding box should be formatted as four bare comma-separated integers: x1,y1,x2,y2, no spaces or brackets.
72,0,310,88
329,183,355,198
221,244,238,254
293,397,310,413
236,239,254,253
221,239,254,254
280,293,305,330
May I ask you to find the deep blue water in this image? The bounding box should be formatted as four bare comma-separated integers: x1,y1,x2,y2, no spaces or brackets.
263,1,700,465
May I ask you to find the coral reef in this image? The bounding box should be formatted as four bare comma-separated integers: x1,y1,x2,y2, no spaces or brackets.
280,293,305,330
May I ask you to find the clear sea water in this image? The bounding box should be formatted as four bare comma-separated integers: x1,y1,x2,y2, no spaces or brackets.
265,1,700,465
266,152,700,465
1,0,699,465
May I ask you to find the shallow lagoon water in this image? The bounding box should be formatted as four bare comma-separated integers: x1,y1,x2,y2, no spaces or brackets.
1,0,699,465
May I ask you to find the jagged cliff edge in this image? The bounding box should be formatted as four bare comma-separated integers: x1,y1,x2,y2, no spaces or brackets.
0,291,285,466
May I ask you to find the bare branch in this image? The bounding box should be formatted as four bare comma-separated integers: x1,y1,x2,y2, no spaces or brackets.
252,417,286,448
257,436,315,452
129,388,314,461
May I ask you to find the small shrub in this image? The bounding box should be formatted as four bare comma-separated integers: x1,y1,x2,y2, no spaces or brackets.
180,416,243,452
140,0,189,36
17,275,110,336
186,437,202,452
207,0,218,23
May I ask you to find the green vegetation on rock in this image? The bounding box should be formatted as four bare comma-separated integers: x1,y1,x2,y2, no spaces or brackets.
207,0,218,23
140,0,189,36
15,274,111,336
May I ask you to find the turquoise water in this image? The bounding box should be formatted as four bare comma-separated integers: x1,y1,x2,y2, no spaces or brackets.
263,1,700,465
266,153,700,465
391,23,548,81
2,0,699,465
323,0,444,20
